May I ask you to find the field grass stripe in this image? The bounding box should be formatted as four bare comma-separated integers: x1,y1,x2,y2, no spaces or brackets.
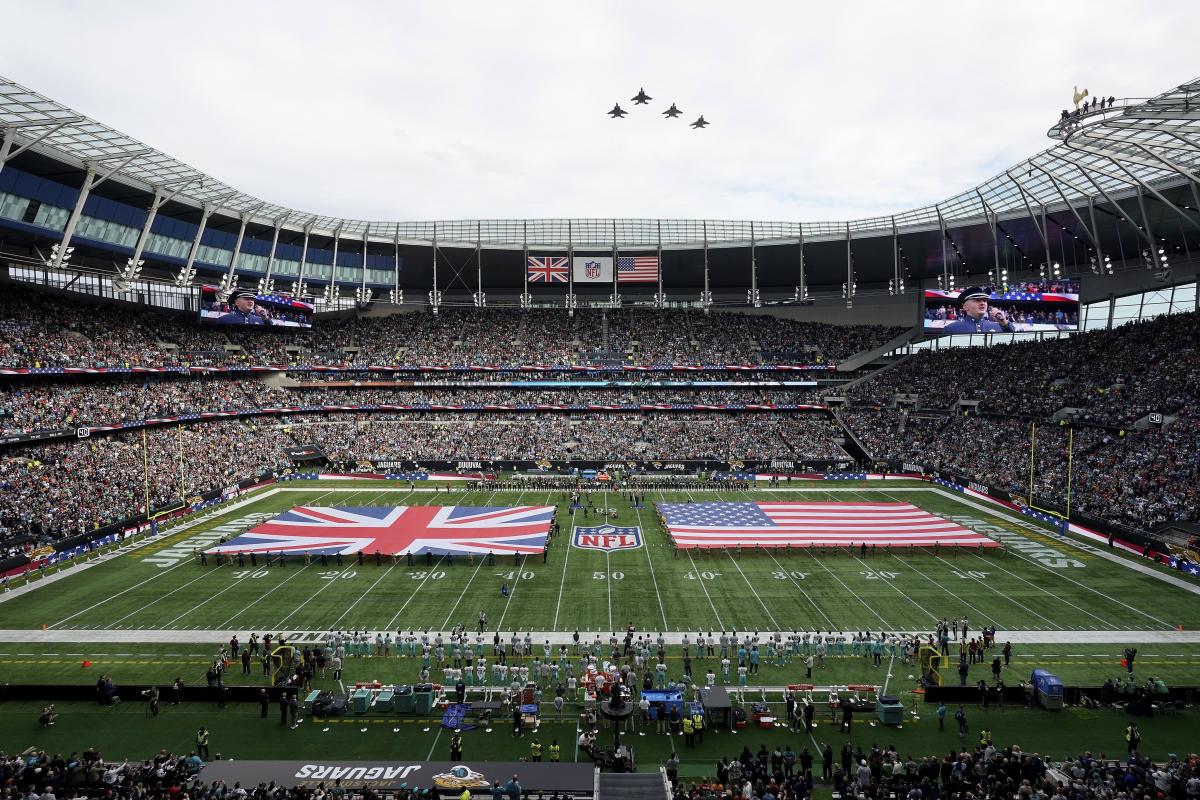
801,549,891,628
47,549,197,628
439,487,518,630
384,555,447,632
733,488,835,631
630,496,669,631
275,561,360,629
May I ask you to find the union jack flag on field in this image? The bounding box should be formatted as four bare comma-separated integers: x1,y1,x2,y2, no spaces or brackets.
617,256,659,283
658,501,997,549
204,505,554,556
527,256,569,283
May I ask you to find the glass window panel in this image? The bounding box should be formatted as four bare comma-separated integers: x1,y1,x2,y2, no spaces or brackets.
273,258,299,277
32,204,70,231
1169,283,1195,313
0,192,30,222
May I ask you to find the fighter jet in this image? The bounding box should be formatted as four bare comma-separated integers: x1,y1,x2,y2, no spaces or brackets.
663,103,682,118
608,103,628,118
690,116,710,129
631,88,652,105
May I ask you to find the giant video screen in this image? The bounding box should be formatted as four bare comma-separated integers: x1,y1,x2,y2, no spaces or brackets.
199,285,314,328
923,279,1079,336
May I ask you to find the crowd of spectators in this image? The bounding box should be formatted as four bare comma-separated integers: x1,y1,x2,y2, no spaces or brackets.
851,312,1200,427
0,379,824,436
282,412,847,464
0,419,288,546
842,407,1198,531
690,740,1198,800
0,410,844,547
0,287,902,368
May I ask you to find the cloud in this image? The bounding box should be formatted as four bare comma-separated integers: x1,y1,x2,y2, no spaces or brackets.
3,0,1194,225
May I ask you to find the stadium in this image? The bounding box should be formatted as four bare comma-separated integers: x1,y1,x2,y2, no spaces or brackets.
1,7,1199,800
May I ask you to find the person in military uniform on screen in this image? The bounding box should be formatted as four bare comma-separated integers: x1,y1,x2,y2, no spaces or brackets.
941,286,1016,334
215,289,269,325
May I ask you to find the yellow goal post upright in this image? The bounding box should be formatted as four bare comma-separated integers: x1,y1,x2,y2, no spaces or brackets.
918,644,947,686
1026,421,1074,532
270,644,297,686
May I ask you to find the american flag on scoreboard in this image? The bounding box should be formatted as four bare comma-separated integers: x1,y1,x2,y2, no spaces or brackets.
658,501,997,549
617,256,659,283
204,505,554,556
527,256,569,283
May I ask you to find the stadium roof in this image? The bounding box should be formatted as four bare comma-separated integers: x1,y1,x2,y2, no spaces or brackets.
1,74,1199,248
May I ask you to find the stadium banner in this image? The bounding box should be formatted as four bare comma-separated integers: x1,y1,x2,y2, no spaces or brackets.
360,459,852,474
617,255,660,283
198,761,595,794
285,445,327,462
572,256,613,283
526,255,569,283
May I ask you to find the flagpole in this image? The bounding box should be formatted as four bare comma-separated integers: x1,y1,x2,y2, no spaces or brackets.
656,219,663,308
567,220,574,317
522,220,529,309
612,218,619,305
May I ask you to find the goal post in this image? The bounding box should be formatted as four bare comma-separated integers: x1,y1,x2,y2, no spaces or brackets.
919,644,947,686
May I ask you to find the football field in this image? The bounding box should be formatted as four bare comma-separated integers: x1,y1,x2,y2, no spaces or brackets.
2,479,1197,639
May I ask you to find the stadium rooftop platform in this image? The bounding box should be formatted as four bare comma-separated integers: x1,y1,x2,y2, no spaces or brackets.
2,74,1199,249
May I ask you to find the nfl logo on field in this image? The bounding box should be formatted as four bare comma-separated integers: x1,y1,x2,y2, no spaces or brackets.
573,525,642,551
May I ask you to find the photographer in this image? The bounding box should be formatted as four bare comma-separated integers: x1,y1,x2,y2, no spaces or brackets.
38,704,57,727
143,685,160,717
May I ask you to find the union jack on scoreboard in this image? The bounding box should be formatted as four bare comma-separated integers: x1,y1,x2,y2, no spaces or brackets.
657,501,998,549
617,256,659,283
204,505,554,556
527,256,569,283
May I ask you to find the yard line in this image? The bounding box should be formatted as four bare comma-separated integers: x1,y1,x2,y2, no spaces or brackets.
631,498,669,631
734,488,834,630
960,550,1123,629
841,490,937,625
551,519,573,632
48,547,198,628
275,561,360,629
683,548,724,632
102,564,227,629
801,549,892,628
695,485,781,630
331,562,399,630
605,550,614,632
722,550,781,630
163,562,310,629
385,555,447,631
440,487,521,630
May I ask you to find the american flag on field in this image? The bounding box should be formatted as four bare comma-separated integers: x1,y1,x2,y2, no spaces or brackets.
204,505,554,556
658,501,998,549
617,256,659,283
527,256,569,283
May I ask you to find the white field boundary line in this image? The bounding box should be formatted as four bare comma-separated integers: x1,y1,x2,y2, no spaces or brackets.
922,486,1182,627
631,499,669,631
5,628,1200,645
0,487,285,607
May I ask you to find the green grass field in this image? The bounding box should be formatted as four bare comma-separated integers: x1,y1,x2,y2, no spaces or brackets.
3,479,1196,637
3,478,1199,768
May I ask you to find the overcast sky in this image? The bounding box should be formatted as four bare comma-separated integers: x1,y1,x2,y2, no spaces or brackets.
3,1,1195,225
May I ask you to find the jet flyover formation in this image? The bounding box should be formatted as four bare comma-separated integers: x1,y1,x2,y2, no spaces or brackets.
608,88,707,129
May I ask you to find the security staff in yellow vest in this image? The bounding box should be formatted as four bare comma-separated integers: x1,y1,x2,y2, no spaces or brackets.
548,740,561,762
682,714,695,747
692,711,705,744
530,738,543,761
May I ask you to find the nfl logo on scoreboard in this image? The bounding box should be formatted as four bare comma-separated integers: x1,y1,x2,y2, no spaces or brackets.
585,260,602,279
573,525,642,551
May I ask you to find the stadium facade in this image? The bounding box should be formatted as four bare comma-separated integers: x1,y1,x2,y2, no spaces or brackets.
1,74,1198,322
